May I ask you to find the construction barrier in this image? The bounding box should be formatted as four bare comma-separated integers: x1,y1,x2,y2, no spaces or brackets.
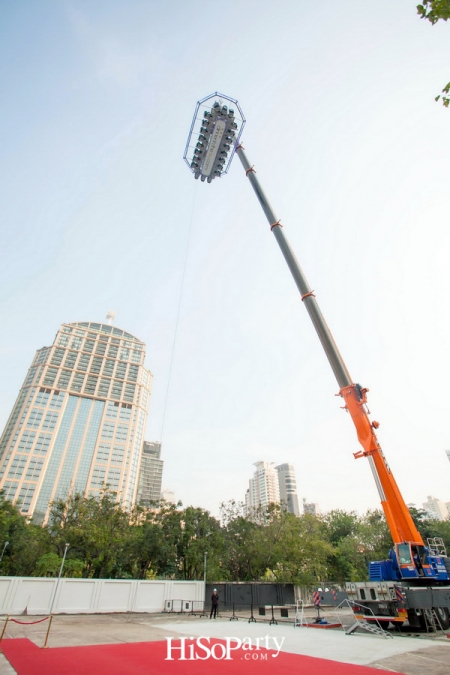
0,577,204,615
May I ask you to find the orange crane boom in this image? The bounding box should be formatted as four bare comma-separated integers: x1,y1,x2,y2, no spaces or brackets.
341,384,422,544
235,143,423,547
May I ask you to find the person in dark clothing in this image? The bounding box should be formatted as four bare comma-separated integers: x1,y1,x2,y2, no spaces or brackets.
210,589,219,619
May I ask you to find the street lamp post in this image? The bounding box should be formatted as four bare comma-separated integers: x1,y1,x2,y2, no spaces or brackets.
49,543,70,615
203,551,207,585
0,541,9,565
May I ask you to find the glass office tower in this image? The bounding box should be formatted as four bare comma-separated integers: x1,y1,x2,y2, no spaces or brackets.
0,321,152,523
275,463,300,516
136,441,163,507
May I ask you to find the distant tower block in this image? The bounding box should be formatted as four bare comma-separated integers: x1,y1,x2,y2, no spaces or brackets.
106,310,116,326
276,463,300,516
303,498,321,516
137,441,164,506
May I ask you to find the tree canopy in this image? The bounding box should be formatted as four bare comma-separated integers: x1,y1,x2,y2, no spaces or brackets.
0,490,448,585
417,0,450,106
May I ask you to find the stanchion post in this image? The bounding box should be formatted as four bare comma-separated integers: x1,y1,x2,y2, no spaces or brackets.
0,616,10,650
248,603,256,624
42,614,54,649
230,602,238,621
269,605,278,626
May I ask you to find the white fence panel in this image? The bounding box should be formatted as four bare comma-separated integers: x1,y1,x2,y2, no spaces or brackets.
134,581,165,612
0,578,16,610
0,577,204,615
13,578,54,614
58,579,97,612
97,580,134,612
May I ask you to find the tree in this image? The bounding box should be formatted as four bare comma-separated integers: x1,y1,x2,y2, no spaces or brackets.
34,552,61,577
322,509,394,582
408,507,450,549
220,502,335,585
124,515,174,579
47,489,133,578
417,1,450,106
220,500,269,581
323,510,360,545
0,491,49,576
323,510,363,582
120,501,182,579
261,511,334,585
418,1,450,24
168,505,224,581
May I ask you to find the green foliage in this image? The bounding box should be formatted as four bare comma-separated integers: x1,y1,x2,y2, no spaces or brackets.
435,82,450,107
323,509,359,545
64,558,84,578
46,489,133,578
34,551,84,577
409,507,450,549
408,506,429,525
34,552,62,577
0,491,49,576
417,1,450,105
417,0,450,24
323,509,392,582
0,489,448,585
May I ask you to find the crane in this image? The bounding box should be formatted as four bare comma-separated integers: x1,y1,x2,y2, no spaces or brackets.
184,92,450,629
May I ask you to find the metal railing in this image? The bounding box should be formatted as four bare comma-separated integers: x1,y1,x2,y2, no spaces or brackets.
332,599,393,638
163,600,298,624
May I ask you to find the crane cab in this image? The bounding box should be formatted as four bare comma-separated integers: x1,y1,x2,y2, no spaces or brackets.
395,543,434,579
369,542,449,582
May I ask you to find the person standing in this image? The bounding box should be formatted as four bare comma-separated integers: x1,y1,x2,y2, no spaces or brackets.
210,589,219,619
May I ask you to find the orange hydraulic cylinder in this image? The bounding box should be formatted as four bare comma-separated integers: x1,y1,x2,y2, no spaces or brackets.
340,384,423,546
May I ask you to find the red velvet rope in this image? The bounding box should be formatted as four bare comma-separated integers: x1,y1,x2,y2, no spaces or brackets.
10,616,49,625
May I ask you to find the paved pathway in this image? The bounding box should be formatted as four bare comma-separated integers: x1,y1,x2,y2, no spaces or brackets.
157,618,450,671
0,613,448,674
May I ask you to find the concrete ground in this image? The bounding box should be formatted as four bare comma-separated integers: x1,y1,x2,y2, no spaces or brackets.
0,610,449,674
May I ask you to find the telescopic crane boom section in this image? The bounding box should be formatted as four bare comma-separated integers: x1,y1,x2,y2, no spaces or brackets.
235,144,423,547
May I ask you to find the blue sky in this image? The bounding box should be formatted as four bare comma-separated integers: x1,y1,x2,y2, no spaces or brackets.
1,0,450,515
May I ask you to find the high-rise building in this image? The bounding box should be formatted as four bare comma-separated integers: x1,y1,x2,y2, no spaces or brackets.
245,461,281,520
0,321,152,523
422,495,449,521
137,441,163,506
244,460,301,520
275,463,300,516
161,488,176,504
303,499,321,516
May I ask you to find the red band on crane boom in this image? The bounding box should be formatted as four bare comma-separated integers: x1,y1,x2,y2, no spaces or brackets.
301,290,316,301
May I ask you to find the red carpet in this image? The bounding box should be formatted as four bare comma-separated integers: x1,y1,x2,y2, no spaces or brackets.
1,638,397,675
